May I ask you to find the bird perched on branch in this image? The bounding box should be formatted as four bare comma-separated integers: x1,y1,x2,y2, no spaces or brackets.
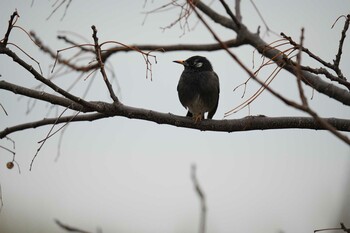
174,56,220,123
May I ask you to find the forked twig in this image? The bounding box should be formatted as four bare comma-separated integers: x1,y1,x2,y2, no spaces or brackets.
30,106,79,170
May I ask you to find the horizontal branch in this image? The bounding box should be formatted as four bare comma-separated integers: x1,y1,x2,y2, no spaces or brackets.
101,39,242,61
0,113,107,138
1,103,349,138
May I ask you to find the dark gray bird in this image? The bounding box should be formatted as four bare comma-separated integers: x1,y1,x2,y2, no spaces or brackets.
174,56,220,123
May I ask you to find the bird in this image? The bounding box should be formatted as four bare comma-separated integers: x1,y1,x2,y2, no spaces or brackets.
173,56,220,123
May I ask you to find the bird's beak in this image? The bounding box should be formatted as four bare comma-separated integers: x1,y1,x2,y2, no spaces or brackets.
173,60,186,65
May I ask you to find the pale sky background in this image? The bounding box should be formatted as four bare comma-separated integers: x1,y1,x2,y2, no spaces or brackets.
0,1,350,233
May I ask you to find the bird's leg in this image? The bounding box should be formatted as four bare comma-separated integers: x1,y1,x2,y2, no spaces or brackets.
193,113,204,123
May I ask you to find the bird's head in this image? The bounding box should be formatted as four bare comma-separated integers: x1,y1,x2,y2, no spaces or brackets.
173,56,213,72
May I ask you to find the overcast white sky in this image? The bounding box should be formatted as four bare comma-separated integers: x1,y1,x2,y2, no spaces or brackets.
0,1,350,233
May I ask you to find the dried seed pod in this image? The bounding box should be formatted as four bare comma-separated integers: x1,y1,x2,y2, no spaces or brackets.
6,161,14,169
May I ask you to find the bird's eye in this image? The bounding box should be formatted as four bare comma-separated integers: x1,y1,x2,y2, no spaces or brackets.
195,62,203,68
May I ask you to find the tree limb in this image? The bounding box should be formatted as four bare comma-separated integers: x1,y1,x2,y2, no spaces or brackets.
0,46,99,111
194,0,350,106
55,219,92,233
0,80,91,112
191,164,207,233
1,103,350,139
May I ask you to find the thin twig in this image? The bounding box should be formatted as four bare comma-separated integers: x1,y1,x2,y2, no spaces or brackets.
249,0,278,36
281,32,334,70
333,14,349,77
37,110,80,143
7,42,43,75
1,11,19,47
315,223,350,233
30,106,74,170
0,145,15,155
0,103,8,115
235,0,242,22
295,28,308,106
0,184,3,213
219,0,241,29
281,31,347,80
55,219,92,233
91,25,119,103
0,46,98,111
191,164,206,233
46,0,71,20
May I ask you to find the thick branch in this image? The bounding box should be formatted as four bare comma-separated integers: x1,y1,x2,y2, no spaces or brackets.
1,103,350,139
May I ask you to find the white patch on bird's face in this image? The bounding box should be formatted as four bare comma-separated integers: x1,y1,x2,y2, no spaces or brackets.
195,62,203,68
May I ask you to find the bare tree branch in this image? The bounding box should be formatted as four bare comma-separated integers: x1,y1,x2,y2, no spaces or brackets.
218,0,241,29
31,30,242,72
1,11,19,47
0,184,3,213
191,164,207,233
46,0,73,21
0,46,100,111
0,80,90,112
55,219,92,233
235,0,242,23
333,14,350,78
194,1,350,106
315,222,350,233
91,25,119,103
1,106,350,139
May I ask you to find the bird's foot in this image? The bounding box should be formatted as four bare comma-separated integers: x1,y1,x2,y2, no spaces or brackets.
192,114,203,124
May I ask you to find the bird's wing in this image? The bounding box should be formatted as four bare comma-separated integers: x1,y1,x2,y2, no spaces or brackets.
207,72,220,119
